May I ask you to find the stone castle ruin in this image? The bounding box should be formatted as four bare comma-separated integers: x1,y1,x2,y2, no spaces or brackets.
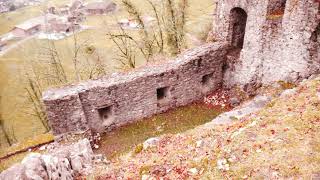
218,0,320,89
43,0,320,135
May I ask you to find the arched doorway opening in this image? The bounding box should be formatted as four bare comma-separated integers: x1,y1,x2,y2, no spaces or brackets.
310,23,320,63
228,7,248,49
223,7,248,84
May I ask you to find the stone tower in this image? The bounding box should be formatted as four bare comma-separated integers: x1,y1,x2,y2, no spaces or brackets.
212,0,320,90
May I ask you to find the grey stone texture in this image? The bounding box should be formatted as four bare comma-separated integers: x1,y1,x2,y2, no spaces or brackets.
43,0,319,135
210,95,272,125
213,0,320,88
43,43,228,134
0,139,93,180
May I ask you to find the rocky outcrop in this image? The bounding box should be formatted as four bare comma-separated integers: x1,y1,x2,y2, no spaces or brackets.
209,95,272,125
0,139,93,180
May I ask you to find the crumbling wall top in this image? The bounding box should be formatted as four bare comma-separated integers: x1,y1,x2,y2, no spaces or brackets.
43,43,225,101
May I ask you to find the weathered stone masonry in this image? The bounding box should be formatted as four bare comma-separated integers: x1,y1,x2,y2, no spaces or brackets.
214,0,320,88
43,43,228,134
44,0,319,135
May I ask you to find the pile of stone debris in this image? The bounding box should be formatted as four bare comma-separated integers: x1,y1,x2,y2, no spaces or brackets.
0,139,104,180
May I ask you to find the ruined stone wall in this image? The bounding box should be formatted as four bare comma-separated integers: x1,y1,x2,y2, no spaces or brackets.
213,0,320,89
43,43,228,135
43,0,319,135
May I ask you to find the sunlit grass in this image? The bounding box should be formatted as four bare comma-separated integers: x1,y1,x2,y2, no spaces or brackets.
0,151,30,172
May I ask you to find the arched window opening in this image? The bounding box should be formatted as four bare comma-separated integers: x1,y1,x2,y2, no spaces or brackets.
229,7,248,49
266,0,287,20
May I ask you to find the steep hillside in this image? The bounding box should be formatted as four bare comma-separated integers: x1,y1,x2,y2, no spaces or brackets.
95,77,320,179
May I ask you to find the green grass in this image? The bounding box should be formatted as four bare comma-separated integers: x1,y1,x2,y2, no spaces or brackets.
95,102,222,159
0,133,54,158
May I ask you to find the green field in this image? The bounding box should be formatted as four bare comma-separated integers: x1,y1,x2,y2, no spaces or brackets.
0,0,214,149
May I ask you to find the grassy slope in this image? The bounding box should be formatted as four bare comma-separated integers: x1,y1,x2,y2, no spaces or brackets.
96,77,320,179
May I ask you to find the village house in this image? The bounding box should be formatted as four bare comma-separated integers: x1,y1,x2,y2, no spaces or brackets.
47,6,57,14
11,14,58,38
58,5,70,15
69,0,84,12
49,18,80,33
118,16,155,29
118,18,141,29
83,1,117,15
47,4,70,16
46,0,85,23
68,11,85,23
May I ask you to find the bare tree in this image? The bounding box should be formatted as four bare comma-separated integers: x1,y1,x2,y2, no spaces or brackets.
81,45,108,79
72,32,82,82
122,0,155,61
147,0,164,53
21,35,108,134
109,0,188,64
0,118,17,146
24,71,50,132
164,0,188,55
37,40,68,86
107,27,137,69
